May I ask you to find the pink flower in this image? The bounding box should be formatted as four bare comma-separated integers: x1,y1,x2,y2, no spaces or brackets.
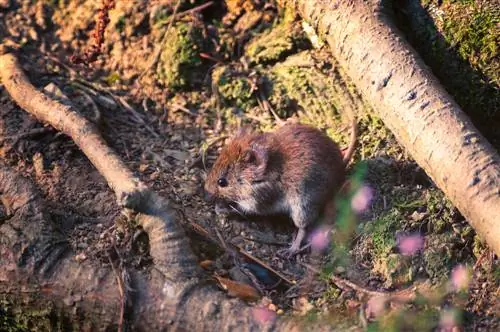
252,307,276,324
365,296,386,319
451,265,470,291
439,309,459,330
351,185,373,213
398,234,424,256
310,226,332,252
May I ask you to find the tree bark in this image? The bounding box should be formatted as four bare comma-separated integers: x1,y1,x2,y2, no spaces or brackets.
293,0,500,255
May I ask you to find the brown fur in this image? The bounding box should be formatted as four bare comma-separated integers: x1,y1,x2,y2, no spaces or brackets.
204,121,357,256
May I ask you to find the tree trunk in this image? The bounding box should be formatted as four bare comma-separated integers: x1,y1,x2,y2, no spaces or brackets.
293,0,500,255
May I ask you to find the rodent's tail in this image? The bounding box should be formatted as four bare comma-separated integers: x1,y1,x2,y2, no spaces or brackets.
342,118,357,167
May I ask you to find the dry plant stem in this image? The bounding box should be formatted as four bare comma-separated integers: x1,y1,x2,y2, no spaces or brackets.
107,253,127,332
294,0,500,255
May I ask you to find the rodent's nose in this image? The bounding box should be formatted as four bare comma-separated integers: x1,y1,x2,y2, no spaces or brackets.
204,190,215,202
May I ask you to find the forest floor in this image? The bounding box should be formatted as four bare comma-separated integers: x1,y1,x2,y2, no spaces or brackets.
0,0,498,330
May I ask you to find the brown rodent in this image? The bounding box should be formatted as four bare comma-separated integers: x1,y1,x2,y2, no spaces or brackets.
204,120,357,257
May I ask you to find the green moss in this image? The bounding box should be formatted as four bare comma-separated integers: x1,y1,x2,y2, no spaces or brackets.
397,0,500,145
104,72,121,86
158,22,206,91
0,299,54,331
423,233,455,282
212,66,257,113
422,189,457,232
266,52,342,129
441,3,498,80
0,303,28,332
245,21,310,65
115,15,126,33
363,210,401,257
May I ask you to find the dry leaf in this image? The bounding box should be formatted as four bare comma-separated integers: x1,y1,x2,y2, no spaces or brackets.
214,276,261,302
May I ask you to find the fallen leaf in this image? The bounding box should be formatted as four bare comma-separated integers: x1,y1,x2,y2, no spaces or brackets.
214,276,261,302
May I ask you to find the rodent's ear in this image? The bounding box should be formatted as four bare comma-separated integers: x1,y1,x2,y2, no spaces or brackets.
243,143,268,179
235,125,254,138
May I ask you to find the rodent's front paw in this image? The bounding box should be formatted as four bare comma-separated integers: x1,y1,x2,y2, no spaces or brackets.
277,246,300,259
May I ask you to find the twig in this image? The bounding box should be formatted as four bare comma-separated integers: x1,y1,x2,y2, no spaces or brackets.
156,1,215,28
257,90,284,124
241,234,289,246
473,249,491,271
188,221,295,285
117,96,160,138
301,261,432,304
301,262,390,297
171,103,197,117
73,89,102,125
199,52,221,63
107,252,126,332
1,127,54,145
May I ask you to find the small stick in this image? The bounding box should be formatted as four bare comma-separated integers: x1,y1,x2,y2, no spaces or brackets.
73,89,102,125
301,262,390,297
171,103,197,117
107,252,126,332
157,1,214,27
258,90,284,125
199,52,221,63
117,96,160,138
1,127,54,144
188,221,295,285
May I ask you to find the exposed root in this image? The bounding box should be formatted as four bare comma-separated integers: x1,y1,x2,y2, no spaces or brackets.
0,52,199,280
301,262,433,304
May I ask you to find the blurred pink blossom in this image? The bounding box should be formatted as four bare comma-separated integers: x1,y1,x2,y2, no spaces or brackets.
397,233,424,256
351,185,373,213
309,226,332,252
439,309,459,331
451,264,471,291
252,307,276,324
365,296,386,319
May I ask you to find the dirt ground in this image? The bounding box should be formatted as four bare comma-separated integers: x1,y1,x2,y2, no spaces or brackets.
0,0,498,330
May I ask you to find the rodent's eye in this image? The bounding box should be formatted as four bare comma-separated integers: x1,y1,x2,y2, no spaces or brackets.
217,177,228,187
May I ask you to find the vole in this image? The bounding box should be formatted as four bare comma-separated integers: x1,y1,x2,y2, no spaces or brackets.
204,120,357,257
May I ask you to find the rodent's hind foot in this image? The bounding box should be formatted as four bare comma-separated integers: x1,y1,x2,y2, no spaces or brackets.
277,243,311,259
277,228,309,258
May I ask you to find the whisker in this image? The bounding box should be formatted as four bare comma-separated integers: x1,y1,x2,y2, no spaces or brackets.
230,204,246,218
